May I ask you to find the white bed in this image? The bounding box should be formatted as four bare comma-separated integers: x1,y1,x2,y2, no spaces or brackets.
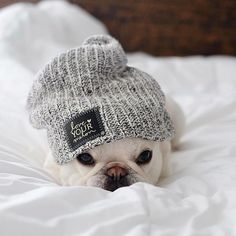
0,1,236,235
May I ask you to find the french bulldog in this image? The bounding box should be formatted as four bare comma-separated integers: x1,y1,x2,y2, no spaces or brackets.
44,96,185,191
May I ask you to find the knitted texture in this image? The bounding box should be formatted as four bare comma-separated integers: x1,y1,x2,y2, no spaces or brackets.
27,35,175,165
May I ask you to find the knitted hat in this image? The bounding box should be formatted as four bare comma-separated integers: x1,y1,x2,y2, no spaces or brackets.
27,35,175,165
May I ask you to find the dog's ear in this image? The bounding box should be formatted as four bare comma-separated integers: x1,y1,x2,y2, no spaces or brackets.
165,95,185,150
159,141,171,178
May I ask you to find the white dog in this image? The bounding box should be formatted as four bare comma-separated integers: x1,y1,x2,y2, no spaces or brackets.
26,35,185,191
44,96,185,191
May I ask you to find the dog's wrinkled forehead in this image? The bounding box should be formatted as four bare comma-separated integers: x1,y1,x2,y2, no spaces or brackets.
87,137,156,161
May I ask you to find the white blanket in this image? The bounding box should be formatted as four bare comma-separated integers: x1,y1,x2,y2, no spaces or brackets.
0,1,236,235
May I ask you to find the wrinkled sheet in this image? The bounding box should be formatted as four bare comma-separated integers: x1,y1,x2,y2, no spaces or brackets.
0,1,236,235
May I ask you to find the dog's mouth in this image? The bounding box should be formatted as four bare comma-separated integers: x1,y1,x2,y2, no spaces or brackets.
103,176,131,191
103,172,139,191
90,167,139,191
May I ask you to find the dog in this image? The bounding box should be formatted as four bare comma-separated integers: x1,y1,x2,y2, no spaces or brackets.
44,96,185,191
27,35,185,191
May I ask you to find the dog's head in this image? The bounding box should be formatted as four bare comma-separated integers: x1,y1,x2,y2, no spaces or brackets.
28,35,175,191
48,138,171,191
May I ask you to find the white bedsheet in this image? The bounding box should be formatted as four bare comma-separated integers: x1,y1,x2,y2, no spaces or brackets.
0,1,236,235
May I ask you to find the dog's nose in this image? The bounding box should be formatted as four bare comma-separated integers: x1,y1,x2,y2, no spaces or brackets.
106,166,127,181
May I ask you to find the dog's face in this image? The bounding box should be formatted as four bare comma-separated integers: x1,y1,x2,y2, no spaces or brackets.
49,138,170,191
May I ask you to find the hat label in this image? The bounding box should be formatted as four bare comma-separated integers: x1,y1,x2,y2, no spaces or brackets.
64,107,105,151
70,119,94,139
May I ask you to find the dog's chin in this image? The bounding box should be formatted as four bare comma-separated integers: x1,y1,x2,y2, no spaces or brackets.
86,173,143,191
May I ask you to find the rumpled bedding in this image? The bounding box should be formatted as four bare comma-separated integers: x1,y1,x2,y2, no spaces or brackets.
0,1,236,235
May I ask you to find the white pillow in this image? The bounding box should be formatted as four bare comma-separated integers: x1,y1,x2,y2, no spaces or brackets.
0,0,108,72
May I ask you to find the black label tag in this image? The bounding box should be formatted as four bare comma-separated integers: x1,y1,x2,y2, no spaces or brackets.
64,107,105,151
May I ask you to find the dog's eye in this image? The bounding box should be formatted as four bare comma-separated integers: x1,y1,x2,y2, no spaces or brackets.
136,150,152,165
76,153,95,165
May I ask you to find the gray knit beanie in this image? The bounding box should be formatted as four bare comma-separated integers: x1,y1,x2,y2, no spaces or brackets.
27,35,175,165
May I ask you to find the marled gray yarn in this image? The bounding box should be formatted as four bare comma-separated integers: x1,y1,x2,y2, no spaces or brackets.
27,35,175,165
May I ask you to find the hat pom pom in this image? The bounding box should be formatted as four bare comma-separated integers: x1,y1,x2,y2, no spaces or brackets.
82,35,127,76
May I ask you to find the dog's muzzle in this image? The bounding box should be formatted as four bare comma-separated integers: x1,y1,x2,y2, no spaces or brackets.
104,163,130,191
